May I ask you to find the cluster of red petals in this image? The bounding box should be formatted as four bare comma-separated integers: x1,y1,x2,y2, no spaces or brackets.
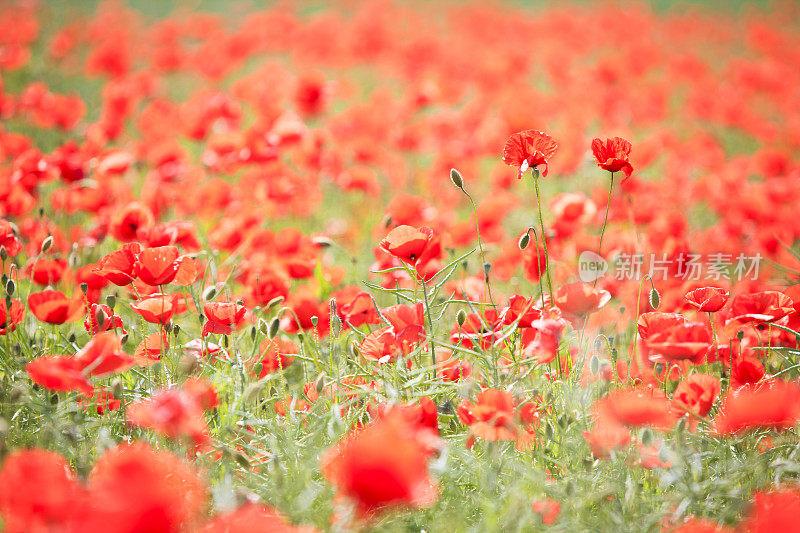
591,136,634,180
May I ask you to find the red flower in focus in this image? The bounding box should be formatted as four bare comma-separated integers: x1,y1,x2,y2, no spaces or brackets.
673,373,720,429
26,356,93,395
321,411,439,516
338,291,380,327
502,129,558,178
202,302,247,336
359,326,402,364
379,225,435,266
0,449,84,533
130,293,175,324
554,282,611,325
684,287,730,313
0,298,25,334
134,246,182,286
731,354,765,389
591,137,633,180
725,291,795,332
713,380,800,436
94,243,142,286
531,498,561,525
644,322,712,365
27,290,84,324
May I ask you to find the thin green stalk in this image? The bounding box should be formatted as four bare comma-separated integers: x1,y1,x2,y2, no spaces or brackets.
532,172,553,303
594,172,614,288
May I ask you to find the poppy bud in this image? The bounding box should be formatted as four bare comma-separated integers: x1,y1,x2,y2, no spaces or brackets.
179,355,200,375
68,333,76,343
5,279,14,296
234,452,250,469
483,262,492,275
203,286,217,301
80,282,88,294
4,295,10,311
648,288,661,310
111,378,123,399
95,307,105,329
594,338,603,352
310,316,319,327
736,330,744,341
267,296,284,310
258,319,268,335
41,236,53,253
250,325,257,341
164,321,173,334
0,246,6,261
641,428,653,446
331,315,342,338
676,417,687,435
518,232,530,250
106,294,116,310
450,168,464,189
456,309,467,327
223,334,229,348
120,334,129,345
590,355,600,375
316,374,327,393
268,317,281,339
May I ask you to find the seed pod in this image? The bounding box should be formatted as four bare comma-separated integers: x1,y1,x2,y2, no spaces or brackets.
518,232,530,250
736,330,744,341
105,294,116,310
80,282,88,294
449,168,464,189
111,378,123,399
649,287,661,310
268,317,281,339
172,324,180,336
0,246,6,261
68,333,76,343
120,334,129,345
331,315,342,338
483,262,492,275
310,316,318,327
456,309,467,327
41,236,53,253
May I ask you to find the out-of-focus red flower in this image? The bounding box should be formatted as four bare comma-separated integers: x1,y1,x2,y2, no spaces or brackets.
531,498,561,525
109,201,154,243
673,373,720,430
670,517,733,533
593,388,677,431
713,380,800,436
251,338,297,377
25,257,68,285
26,356,93,395
202,302,246,336
0,449,84,533
74,332,134,377
458,389,518,443
321,411,439,516
731,354,765,389
134,331,169,366
200,504,319,533
0,298,24,334
591,137,633,180
739,486,800,533
502,129,558,178
554,282,611,325
0,219,22,257
27,289,84,324
684,287,730,313
127,386,210,444
644,322,712,365
338,291,380,327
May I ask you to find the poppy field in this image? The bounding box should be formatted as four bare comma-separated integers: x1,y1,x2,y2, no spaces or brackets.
4,0,800,531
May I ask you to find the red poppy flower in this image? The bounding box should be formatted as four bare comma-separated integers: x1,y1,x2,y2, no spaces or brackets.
26,257,68,285
382,302,426,347
500,295,544,327
321,411,438,516
582,421,632,458
713,380,800,436
521,318,566,364
134,246,182,286
251,338,298,377
26,356,93,396
0,449,84,533
202,302,247,336
740,486,800,533
0,219,22,257
338,291,380,327
684,287,730,313
591,137,633,180
200,504,319,533
127,387,210,444
109,201,154,243
673,373,720,429
134,331,169,366
130,293,175,324
359,326,402,364
725,291,795,332
0,298,25,334
502,129,558,178
27,290,84,324
94,243,142,286
379,225,435,265
183,377,219,411
84,303,126,335
593,388,677,431
531,498,561,525
554,282,611,325
644,322,712,365
731,354,765,389
435,348,472,382
458,389,518,442
74,332,134,377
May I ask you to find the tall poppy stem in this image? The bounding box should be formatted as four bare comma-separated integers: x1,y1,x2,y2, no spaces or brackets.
594,172,614,288
532,172,553,304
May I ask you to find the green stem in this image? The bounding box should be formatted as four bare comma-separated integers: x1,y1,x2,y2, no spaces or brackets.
532,173,553,303
594,172,614,288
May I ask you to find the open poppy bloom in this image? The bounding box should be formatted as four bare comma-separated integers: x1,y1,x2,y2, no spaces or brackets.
338,291,380,327
713,380,800,436
725,291,795,333
379,225,435,266
554,282,611,325
685,287,730,313
130,293,175,324
458,388,518,443
26,356,93,396
134,245,182,286
591,137,633,180
27,290,84,324
592,387,678,431
94,243,142,286
644,321,712,365
200,504,319,533
531,498,561,525
202,302,247,336
74,332,134,377
321,411,439,517
84,303,125,335
502,129,558,178
134,332,170,366
673,373,721,430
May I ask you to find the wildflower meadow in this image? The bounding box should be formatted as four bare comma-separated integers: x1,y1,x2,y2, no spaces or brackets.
2,0,800,531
